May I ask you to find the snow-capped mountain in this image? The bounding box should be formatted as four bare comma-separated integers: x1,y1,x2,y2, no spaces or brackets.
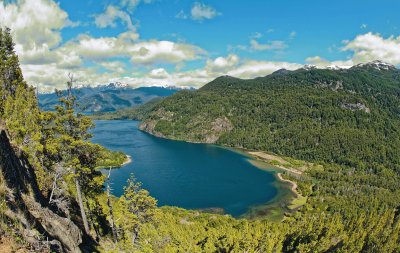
38,85,183,113
351,60,396,71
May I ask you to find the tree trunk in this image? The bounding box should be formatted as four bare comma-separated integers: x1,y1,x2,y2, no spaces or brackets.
106,168,118,242
49,173,57,203
132,225,139,245
75,177,90,235
85,197,100,241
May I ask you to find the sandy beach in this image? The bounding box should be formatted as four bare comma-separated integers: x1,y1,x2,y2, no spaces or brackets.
276,173,299,197
122,155,132,166
247,151,304,175
246,151,305,198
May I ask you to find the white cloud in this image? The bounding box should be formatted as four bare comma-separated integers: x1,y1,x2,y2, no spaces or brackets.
129,40,206,64
5,0,400,94
226,60,301,79
342,32,400,65
290,31,297,39
206,54,239,73
121,0,153,12
306,32,400,68
94,5,136,31
0,0,71,57
149,68,170,79
191,2,220,21
250,39,287,51
305,56,353,68
63,32,205,64
98,61,126,73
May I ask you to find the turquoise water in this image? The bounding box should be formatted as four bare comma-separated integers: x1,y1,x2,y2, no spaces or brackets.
91,120,278,216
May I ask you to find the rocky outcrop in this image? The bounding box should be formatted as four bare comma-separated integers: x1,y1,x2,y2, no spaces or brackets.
204,117,234,143
140,115,234,144
139,120,165,138
0,125,82,253
341,102,371,113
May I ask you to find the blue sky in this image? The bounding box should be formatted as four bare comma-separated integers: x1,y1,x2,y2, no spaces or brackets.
1,0,400,91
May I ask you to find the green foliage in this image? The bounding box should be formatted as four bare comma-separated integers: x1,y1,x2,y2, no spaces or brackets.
2,28,400,252
133,67,400,252
112,175,157,249
143,68,400,173
96,148,128,169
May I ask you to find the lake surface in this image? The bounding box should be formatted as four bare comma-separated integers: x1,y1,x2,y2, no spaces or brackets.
91,120,278,216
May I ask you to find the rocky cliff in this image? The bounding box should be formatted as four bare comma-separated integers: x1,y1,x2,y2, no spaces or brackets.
0,124,82,253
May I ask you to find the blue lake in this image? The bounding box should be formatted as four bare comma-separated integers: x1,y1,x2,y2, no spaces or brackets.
91,120,278,216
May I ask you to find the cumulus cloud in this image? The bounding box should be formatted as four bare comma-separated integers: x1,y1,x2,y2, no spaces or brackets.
149,68,170,79
307,32,400,68
305,56,354,68
227,60,301,79
342,32,400,65
0,0,71,59
129,40,206,64
62,32,205,64
98,61,126,73
94,5,136,31
191,2,220,21
206,54,239,73
0,0,208,91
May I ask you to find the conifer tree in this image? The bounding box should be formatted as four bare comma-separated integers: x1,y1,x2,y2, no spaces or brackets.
115,175,157,245
53,74,105,235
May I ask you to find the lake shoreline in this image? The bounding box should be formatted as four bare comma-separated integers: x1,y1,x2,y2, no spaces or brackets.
93,120,281,218
122,155,132,166
95,119,306,220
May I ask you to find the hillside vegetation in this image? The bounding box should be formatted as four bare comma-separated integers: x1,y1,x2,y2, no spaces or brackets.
142,62,400,172
1,26,400,252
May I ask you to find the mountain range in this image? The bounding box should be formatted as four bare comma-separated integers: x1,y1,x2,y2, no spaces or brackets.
38,84,183,113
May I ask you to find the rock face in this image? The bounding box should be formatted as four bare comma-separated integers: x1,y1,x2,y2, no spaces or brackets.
0,126,82,253
342,102,371,113
140,114,234,144
139,120,165,138
205,117,234,143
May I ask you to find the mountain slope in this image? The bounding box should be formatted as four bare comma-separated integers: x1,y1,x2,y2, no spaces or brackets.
38,85,180,113
141,61,400,172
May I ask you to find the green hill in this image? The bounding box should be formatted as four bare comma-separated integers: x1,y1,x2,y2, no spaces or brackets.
141,61,400,172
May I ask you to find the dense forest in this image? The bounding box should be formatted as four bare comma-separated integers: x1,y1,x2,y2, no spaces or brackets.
142,62,400,172
1,27,400,252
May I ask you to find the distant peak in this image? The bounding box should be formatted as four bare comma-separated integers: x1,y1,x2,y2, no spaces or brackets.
272,68,291,75
326,65,342,70
302,64,317,70
352,60,396,71
107,82,129,89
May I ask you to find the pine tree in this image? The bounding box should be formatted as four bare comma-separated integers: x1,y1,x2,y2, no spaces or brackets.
115,175,157,246
52,74,105,235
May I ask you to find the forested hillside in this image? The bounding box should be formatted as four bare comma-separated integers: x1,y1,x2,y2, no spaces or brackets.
1,26,400,252
141,62,400,172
